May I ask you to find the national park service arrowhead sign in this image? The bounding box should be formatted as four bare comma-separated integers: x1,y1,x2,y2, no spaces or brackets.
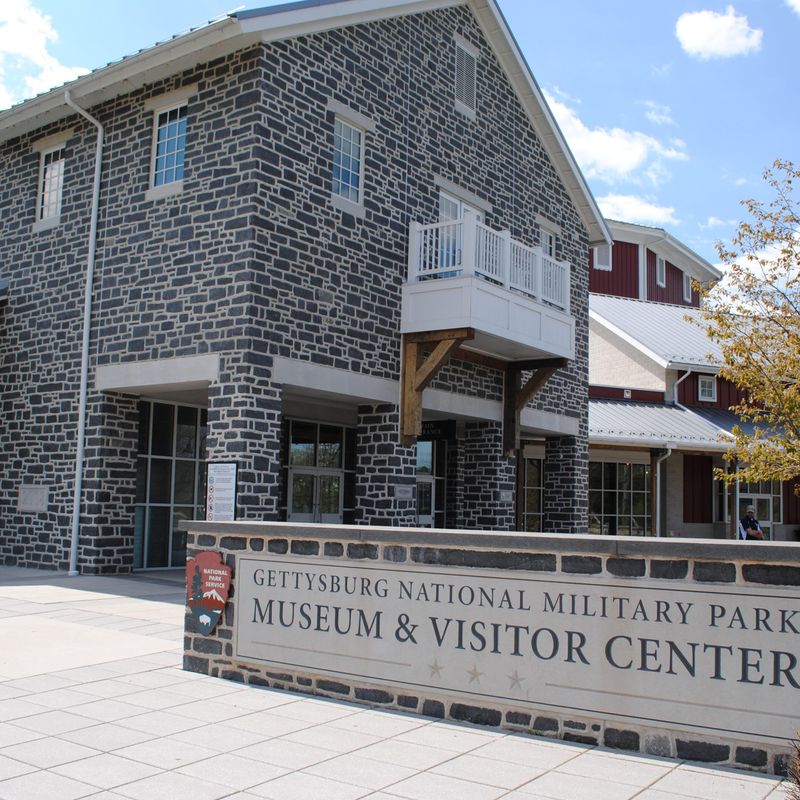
186,551,231,635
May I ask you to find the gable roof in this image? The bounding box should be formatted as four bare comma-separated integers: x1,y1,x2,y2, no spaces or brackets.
589,293,723,371
606,220,721,284
0,0,610,248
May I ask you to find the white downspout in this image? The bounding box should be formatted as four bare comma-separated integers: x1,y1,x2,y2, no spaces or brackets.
64,91,104,577
655,446,673,537
673,368,691,410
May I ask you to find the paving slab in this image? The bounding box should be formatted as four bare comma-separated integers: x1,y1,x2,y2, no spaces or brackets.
0,566,789,800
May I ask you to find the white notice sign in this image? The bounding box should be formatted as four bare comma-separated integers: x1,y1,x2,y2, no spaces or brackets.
206,463,237,521
235,556,800,744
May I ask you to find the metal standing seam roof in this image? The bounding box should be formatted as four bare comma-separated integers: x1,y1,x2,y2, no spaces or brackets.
589,399,734,451
589,293,724,370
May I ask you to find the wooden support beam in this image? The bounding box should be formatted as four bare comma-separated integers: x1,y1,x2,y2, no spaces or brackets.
414,338,464,392
515,366,560,412
503,367,521,455
503,358,566,457
404,328,474,344
400,329,472,445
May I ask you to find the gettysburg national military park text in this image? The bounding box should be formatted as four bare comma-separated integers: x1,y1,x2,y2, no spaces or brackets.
233,557,799,741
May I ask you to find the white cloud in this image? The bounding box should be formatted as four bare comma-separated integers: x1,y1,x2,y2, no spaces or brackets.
545,90,688,187
597,194,678,226
734,177,747,186
643,100,674,126
651,63,672,78
701,215,738,229
0,0,88,110
675,6,763,60
786,0,800,16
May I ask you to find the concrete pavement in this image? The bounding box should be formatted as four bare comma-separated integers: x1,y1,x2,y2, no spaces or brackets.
0,566,789,799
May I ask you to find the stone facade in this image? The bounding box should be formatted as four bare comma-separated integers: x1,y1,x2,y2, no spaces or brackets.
0,4,591,572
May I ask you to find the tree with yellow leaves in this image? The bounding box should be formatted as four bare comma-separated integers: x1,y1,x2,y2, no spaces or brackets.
701,159,800,487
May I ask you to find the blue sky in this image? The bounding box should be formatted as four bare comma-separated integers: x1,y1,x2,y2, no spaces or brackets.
1,0,795,262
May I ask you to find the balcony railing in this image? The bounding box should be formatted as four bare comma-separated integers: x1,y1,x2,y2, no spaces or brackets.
407,212,570,313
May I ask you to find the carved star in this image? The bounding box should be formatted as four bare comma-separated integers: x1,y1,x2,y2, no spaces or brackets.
428,659,444,678
467,665,484,684
508,669,525,690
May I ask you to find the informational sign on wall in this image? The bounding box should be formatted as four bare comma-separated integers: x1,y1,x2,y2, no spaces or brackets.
235,556,800,743
206,462,237,521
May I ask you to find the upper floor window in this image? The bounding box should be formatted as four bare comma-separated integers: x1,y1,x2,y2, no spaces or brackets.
152,104,187,188
593,243,612,271
332,117,363,205
698,374,716,402
37,146,65,223
683,272,693,303
656,255,666,287
454,34,478,118
540,230,556,259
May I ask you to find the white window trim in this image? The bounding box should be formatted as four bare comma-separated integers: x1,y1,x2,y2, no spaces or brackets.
698,375,717,403
32,144,66,232
330,115,366,212
434,175,492,215
143,84,197,114
146,101,188,198
592,243,613,271
683,272,693,303
656,254,666,287
454,33,478,120
540,228,556,259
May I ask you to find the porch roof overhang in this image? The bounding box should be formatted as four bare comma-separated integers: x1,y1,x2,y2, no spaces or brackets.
589,399,734,452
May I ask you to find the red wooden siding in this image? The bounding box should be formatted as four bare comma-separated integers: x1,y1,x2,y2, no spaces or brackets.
589,241,639,298
589,386,664,403
678,373,746,409
683,454,713,523
783,478,800,525
646,249,700,307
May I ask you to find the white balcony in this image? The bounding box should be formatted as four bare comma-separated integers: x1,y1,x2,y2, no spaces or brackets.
401,213,575,361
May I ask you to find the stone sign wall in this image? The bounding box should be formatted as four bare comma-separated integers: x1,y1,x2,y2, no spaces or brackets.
181,521,800,775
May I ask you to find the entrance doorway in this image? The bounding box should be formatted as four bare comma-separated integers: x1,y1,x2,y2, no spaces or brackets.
134,400,207,569
284,419,355,524
416,439,446,527
738,479,781,540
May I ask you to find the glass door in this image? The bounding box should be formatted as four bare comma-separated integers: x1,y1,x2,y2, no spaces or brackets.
416,439,446,527
287,470,343,523
134,401,207,569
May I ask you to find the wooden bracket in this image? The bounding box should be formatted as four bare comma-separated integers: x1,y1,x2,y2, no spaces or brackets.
400,328,474,445
503,358,568,456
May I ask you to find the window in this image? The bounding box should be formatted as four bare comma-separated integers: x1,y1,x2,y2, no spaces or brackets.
152,105,187,188
332,118,363,205
134,401,207,569
37,146,65,223
698,375,716,402
683,272,693,303
454,36,477,117
520,457,544,532
656,255,666,287
589,460,652,536
540,230,556,259
593,243,612,271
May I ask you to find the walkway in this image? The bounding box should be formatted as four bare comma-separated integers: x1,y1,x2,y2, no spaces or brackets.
0,566,788,799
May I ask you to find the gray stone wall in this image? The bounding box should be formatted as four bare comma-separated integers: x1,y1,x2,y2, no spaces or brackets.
0,4,590,570
183,523,800,776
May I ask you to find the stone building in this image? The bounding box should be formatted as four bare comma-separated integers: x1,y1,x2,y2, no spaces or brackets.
0,0,609,573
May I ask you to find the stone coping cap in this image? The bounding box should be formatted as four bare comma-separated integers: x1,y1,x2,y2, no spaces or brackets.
180,520,800,563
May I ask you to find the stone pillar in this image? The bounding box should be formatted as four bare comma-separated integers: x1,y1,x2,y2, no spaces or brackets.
73,392,139,574
543,428,588,533
206,354,283,520
355,404,416,526
459,421,515,530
